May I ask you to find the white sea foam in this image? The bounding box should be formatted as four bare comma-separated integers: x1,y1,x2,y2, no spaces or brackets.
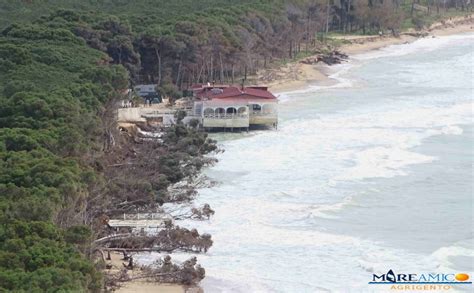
335,147,436,181
172,194,444,292
276,63,356,101
308,196,356,219
327,63,355,89
432,240,474,271
440,125,464,135
353,33,474,61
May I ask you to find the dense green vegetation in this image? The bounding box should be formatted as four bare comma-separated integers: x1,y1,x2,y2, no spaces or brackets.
0,3,222,291
0,14,128,291
0,0,471,291
0,0,261,29
2,0,470,94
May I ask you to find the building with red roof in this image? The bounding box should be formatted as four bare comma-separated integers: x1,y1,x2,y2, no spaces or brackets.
191,84,278,130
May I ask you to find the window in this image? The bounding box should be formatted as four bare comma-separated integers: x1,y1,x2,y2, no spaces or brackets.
215,108,225,116
226,107,237,114
204,108,214,116
238,107,247,115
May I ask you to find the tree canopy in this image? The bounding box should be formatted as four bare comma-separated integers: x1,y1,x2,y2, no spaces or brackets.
0,11,128,292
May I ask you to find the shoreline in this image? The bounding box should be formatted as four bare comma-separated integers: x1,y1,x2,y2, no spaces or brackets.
268,15,473,93
195,28,472,292
112,15,472,293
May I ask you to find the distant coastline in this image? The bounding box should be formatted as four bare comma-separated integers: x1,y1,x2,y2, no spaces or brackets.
268,14,473,93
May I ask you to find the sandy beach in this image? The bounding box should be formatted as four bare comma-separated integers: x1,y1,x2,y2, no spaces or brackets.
268,14,473,93
265,62,337,93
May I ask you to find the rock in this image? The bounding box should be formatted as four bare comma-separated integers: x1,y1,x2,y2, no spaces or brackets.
300,50,348,66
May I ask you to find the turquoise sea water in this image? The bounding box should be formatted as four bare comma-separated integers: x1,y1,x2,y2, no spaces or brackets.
145,34,474,292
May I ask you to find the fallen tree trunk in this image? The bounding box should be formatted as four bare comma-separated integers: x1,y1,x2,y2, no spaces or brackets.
104,255,206,290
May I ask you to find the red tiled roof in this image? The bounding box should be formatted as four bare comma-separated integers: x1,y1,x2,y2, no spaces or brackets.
241,87,275,99
194,86,277,100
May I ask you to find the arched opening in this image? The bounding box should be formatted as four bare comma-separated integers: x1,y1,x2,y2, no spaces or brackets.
215,107,225,117
238,106,247,115
262,104,274,114
203,108,214,117
226,107,237,115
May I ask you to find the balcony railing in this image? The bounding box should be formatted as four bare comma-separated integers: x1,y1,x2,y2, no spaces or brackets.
251,111,277,116
204,113,248,119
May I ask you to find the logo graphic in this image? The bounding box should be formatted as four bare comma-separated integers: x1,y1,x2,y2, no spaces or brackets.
455,273,469,282
386,269,396,283
369,270,472,290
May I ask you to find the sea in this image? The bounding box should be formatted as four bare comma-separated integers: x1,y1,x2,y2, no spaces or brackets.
140,33,474,292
